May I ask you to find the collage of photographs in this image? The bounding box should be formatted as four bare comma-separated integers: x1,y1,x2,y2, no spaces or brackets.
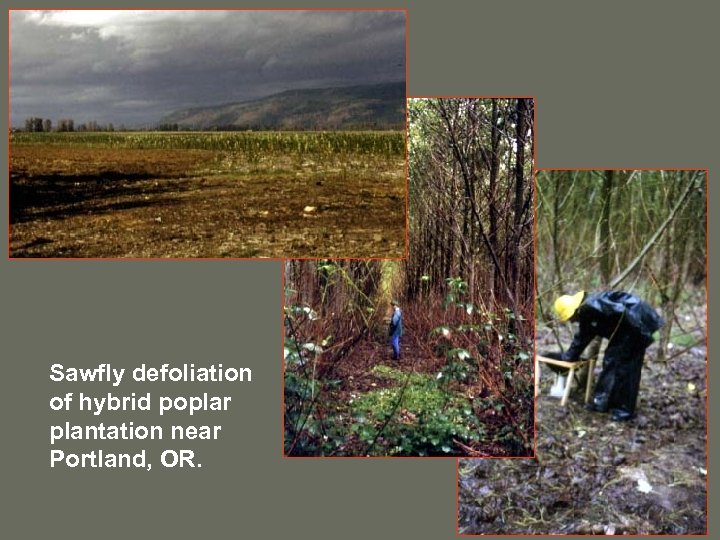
8,8,708,536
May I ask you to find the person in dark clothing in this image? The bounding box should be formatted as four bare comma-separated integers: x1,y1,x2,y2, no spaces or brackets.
542,290,664,421
388,300,403,360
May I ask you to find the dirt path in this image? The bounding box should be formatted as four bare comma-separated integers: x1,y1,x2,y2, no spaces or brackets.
333,337,445,381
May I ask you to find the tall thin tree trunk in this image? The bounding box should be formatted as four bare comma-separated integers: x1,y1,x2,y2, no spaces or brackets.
551,172,565,297
600,170,614,284
489,100,500,295
511,98,528,299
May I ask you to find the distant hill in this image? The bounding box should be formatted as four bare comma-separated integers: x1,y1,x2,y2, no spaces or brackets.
160,82,406,130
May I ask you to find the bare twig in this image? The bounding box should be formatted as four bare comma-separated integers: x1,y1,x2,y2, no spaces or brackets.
609,176,698,289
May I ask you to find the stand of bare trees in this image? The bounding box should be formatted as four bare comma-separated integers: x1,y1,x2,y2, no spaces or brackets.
283,99,536,457
535,169,707,360
407,98,534,335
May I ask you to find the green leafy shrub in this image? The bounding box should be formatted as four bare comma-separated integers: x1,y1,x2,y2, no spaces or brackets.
349,366,484,456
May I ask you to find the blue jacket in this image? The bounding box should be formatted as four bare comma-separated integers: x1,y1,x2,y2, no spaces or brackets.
389,307,403,338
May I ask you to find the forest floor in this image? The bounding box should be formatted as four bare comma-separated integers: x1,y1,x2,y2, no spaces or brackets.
9,142,405,258
286,325,534,457
458,314,707,534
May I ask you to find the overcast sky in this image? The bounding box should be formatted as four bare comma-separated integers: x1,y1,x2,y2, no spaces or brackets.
10,10,406,127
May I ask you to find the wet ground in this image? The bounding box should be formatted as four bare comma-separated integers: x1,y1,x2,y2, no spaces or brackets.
458,345,707,534
10,143,405,258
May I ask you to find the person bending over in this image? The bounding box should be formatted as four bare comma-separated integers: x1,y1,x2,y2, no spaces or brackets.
542,290,663,421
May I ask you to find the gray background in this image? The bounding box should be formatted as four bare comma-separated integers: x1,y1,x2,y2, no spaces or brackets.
2,1,716,538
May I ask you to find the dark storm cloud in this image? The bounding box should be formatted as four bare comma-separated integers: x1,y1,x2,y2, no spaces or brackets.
10,10,406,126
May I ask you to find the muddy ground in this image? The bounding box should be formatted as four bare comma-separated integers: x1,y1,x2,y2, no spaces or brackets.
458,336,707,534
10,143,405,258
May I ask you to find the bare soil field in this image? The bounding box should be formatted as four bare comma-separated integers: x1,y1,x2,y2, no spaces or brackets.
10,133,405,258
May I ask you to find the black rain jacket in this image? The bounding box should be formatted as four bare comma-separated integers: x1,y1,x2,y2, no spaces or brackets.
562,291,664,362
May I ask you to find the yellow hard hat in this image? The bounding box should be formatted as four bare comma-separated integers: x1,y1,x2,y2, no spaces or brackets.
554,291,585,322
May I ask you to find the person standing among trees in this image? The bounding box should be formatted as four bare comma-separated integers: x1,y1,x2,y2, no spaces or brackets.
541,290,664,421
388,300,403,360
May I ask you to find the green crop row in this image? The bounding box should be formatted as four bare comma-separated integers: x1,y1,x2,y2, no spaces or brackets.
10,131,404,156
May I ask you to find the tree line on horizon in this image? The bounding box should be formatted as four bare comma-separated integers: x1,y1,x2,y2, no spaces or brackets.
15,117,400,133
20,117,119,133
